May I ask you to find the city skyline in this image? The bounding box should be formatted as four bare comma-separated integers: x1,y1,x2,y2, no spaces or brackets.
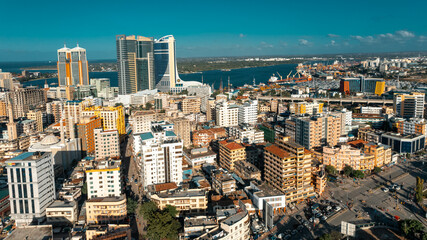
1,0,426,61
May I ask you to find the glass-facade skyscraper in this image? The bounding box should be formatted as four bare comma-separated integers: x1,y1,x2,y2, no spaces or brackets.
116,35,155,95
153,35,180,92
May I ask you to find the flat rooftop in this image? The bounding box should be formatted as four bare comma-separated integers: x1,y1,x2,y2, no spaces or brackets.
222,211,247,226
87,195,125,203
249,181,285,198
184,217,217,228
8,152,47,162
47,200,75,209
157,190,205,198
6,225,52,240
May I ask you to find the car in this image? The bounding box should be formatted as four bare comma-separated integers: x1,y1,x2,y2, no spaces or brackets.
303,221,309,226
297,225,304,231
315,213,322,218
395,185,401,190
321,216,328,221
291,230,298,235
335,206,342,212
309,217,314,223
326,206,332,211
284,234,292,240
284,230,291,235
295,215,302,221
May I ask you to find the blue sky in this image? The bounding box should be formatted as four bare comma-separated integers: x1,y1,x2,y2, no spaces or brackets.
1,0,426,61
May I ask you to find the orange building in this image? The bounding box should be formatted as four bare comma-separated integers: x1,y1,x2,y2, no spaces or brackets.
77,116,102,154
218,140,246,172
192,128,227,147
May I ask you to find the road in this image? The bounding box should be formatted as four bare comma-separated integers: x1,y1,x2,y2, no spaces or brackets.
257,96,394,105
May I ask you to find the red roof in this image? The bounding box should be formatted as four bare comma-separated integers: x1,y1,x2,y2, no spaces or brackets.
154,182,178,192
265,144,291,159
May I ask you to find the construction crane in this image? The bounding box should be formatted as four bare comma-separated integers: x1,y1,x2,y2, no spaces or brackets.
276,72,283,80
287,71,293,79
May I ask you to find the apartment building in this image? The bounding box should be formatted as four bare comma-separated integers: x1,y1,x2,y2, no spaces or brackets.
6,88,47,119
85,160,121,199
82,106,126,136
394,92,425,118
192,128,227,147
183,147,216,168
218,140,246,172
396,118,426,136
265,136,315,203
323,145,375,171
86,195,127,224
129,110,156,134
212,169,237,195
171,117,194,148
238,100,258,125
150,189,207,215
290,101,324,115
6,152,56,226
77,116,102,154
182,96,202,114
26,109,43,132
94,129,120,160
133,126,183,189
228,125,264,144
215,102,239,127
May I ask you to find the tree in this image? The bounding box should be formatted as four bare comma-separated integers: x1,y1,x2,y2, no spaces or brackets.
399,219,425,238
139,201,181,240
115,102,123,107
318,233,331,240
351,170,365,179
343,165,354,177
373,167,382,174
325,165,337,176
416,176,424,203
81,182,87,195
145,102,153,110
127,197,138,215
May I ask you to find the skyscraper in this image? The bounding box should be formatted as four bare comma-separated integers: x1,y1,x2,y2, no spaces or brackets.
116,35,155,94
57,44,89,86
153,35,180,92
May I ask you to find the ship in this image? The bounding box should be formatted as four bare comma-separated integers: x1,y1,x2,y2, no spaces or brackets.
268,71,312,84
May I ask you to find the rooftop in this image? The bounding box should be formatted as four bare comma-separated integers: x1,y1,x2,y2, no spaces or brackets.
219,140,245,151
222,211,247,226
248,181,285,198
140,132,154,141
5,225,52,240
47,200,76,209
265,145,293,159
156,189,205,198
87,195,125,203
9,152,47,161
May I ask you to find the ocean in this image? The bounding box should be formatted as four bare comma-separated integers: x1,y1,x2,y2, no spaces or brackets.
0,61,297,89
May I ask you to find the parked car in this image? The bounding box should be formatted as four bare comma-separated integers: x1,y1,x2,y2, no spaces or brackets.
383,187,389,192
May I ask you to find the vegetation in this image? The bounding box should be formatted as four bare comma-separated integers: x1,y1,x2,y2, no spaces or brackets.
318,231,342,240
351,170,365,179
373,166,382,174
81,182,87,195
138,201,181,240
127,197,138,215
399,219,425,239
211,90,221,98
325,165,337,176
145,102,153,110
115,102,123,107
343,165,354,177
416,176,424,203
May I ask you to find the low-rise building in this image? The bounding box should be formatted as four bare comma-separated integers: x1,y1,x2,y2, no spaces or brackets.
184,216,218,239
192,128,227,147
86,195,127,224
46,200,78,226
183,147,216,169
228,125,264,144
234,160,261,181
150,189,207,215
244,181,286,216
212,170,237,195
381,133,425,154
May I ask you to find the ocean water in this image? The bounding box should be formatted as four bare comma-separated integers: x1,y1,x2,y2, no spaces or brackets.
0,61,297,89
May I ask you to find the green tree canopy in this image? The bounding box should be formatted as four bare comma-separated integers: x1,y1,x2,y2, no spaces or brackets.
139,202,181,240
351,170,365,179
325,165,337,176
416,176,424,203
399,219,425,238
343,165,354,177
373,166,382,174
127,197,138,215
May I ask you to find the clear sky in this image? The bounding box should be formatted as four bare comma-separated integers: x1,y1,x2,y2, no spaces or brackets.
1,0,426,61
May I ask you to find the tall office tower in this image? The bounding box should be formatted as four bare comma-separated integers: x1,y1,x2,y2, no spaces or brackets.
206,98,216,122
85,159,121,199
171,117,195,148
81,106,126,136
57,44,89,86
27,109,43,132
116,35,155,95
393,92,425,118
94,128,120,160
133,127,183,190
6,97,17,140
238,100,258,125
0,70,14,90
77,116,102,154
215,102,239,127
154,35,180,93
6,152,56,226
265,136,315,203
6,88,46,119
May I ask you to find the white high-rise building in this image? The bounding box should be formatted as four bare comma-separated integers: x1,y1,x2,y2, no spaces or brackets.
94,129,120,160
394,92,425,119
133,127,183,189
85,159,121,199
215,102,239,127
6,152,55,226
238,100,258,125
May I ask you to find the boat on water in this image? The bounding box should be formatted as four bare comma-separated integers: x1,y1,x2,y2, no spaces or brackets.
221,69,231,72
268,71,312,84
